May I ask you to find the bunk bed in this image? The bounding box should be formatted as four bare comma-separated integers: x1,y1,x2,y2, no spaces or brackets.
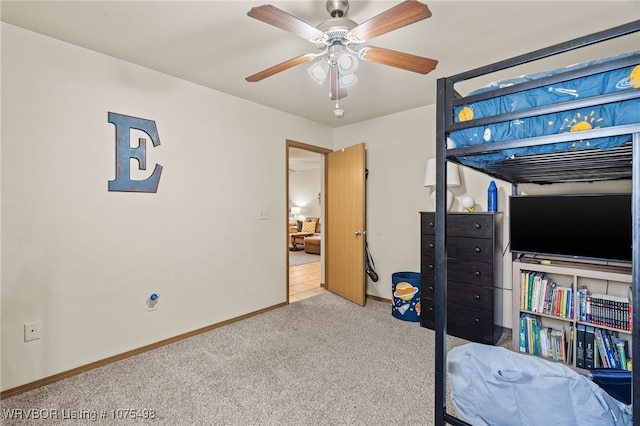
433,20,640,426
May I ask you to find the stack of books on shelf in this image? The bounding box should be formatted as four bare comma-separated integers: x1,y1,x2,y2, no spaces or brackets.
519,271,573,318
576,324,631,371
578,287,632,332
519,313,570,363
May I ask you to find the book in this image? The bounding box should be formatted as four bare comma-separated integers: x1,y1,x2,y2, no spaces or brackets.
578,286,588,321
576,324,586,368
532,273,544,313
594,328,609,368
568,325,574,364
615,339,628,371
520,272,527,310
585,326,595,369
551,329,566,363
519,315,527,353
601,330,620,369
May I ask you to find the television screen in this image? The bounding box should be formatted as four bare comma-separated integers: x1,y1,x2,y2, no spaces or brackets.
509,194,632,263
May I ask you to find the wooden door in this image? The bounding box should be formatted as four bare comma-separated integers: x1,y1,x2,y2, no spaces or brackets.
325,143,366,306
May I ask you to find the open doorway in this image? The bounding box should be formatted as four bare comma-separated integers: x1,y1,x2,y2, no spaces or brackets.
287,140,331,303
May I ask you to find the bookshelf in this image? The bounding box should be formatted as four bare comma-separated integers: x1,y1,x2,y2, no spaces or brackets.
513,258,633,371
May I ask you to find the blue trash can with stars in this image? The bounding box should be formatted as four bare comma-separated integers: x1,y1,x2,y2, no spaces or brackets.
391,272,421,322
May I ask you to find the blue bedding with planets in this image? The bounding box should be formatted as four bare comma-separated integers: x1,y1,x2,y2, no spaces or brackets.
449,51,640,169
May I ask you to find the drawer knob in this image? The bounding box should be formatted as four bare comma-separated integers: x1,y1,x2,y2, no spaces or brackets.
475,271,481,277
429,307,434,312
429,243,434,249
474,247,481,253
429,286,435,291
474,318,480,324
474,223,482,230
429,264,434,270
475,294,480,300
429,222,434,228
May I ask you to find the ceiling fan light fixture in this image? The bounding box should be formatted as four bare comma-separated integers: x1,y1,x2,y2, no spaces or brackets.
307,60,330,84
339,73,357,87
337,52,358,75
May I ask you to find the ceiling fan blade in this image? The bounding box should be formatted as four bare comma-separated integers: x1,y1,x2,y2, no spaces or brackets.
361,47,438,74
349,0,431,41
248,4,326,42
329,66,347,100
246,54,315,82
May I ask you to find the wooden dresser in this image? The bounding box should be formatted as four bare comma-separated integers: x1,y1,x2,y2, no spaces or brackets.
420,212,503,344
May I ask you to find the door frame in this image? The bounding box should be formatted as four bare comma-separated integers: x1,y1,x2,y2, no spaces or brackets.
286,139,332,303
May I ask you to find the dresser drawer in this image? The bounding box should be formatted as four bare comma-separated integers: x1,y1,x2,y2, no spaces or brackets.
420,299,495,343
449,280,493,310
421,258,493,286
422,280,493,311
422,235,493,262
421,213,494,239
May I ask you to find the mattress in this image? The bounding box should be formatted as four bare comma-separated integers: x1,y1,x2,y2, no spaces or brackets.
450,51,640,169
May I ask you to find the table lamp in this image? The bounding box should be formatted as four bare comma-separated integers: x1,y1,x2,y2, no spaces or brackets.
290,206,301,222
424,158,461,211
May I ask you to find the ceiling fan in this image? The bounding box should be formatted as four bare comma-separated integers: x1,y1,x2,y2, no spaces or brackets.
245,0,438,101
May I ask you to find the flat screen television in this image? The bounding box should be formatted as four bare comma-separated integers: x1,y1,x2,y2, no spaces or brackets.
509,193,632,263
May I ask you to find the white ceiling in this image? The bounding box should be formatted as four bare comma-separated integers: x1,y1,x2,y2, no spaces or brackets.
1,1,639,128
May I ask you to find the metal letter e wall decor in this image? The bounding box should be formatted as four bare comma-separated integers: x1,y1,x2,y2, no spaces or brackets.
108,112,163,193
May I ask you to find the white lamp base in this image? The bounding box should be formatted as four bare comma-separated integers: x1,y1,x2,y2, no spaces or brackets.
430,190,454,211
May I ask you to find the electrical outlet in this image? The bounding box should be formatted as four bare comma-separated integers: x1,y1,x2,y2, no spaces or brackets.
24,321,41,342
147,293,159,311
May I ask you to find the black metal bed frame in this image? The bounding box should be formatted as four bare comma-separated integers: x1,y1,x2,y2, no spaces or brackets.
434,20,640,426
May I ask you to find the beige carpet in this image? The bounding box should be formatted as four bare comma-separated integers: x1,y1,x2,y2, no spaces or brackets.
2,292,491,425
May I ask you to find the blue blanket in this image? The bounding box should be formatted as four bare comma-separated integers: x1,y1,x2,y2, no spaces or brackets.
450,51,640,169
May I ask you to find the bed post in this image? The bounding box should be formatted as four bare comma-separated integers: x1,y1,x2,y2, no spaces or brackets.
434,77,448,426
633,131,639,423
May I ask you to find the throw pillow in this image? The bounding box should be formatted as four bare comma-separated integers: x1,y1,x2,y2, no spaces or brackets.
301,221,316,233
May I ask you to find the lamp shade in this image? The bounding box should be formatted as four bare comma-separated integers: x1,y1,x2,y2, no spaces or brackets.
424,158,461,187
337,52,358,75
307,61,329,84
290,206,301,215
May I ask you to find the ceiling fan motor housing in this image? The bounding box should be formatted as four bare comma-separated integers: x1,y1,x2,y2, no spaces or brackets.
316,18,357,45
326,0,349,17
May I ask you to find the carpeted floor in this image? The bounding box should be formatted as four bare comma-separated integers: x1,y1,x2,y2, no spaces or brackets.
1,292,483,425
289,249,321,266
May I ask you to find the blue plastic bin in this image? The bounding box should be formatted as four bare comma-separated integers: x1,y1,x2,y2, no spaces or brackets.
589,368,632,405
391,272,421,322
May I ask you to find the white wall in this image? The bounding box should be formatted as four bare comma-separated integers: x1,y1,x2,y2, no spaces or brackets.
289,168,321,220
1,23,333,391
